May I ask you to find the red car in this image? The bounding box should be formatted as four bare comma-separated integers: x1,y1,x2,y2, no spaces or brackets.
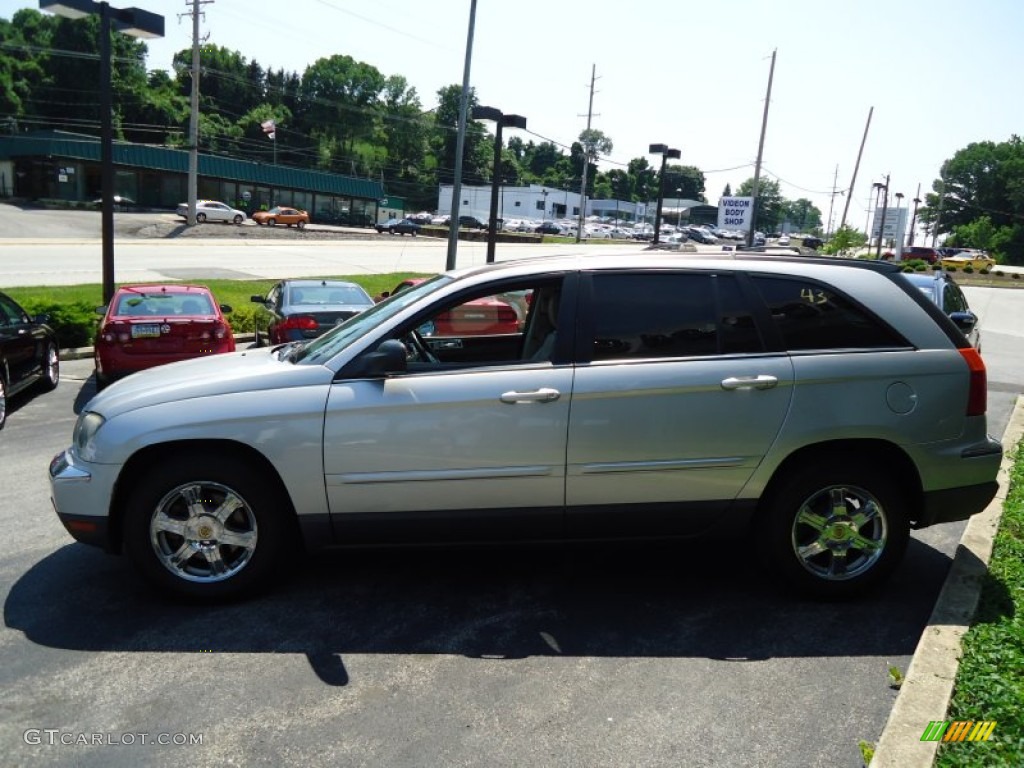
381,278,522,335
94,284,235,387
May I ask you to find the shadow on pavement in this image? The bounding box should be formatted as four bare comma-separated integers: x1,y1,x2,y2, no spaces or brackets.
6,534,955,686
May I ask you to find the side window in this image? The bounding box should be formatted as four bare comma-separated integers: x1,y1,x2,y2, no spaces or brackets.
589,272,760,361
751,276,906,350
944,284,967,313
0,296,17,326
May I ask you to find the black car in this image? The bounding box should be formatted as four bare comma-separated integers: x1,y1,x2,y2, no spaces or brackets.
375,217,421,236
800,236,824,249
250,279,375,347
534,221,565,235
901,271,981,351
0,290,60,429
450,215,486,230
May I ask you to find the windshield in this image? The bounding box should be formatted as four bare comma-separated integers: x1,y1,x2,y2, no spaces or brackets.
292,274,451,364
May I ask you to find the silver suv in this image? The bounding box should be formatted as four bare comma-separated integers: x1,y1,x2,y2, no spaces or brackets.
50,253,1002,600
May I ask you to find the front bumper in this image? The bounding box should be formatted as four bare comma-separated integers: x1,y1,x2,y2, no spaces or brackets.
49,450,117,551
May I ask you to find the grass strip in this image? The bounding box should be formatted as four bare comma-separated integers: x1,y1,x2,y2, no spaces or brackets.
935,447,1024,767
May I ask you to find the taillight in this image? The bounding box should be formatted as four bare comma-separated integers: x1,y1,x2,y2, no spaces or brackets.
274,315,318,341
959,347,987,416
497,307,518,325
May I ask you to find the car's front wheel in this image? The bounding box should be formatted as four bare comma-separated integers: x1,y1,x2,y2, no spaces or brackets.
760,458,909,598
296,220,305,229
0,373,7,430
267,218,276,226
233,214,244,225
123,453,296,601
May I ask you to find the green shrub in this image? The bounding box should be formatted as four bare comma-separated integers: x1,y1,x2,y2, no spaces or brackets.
915,264,927,271
21,300,98,347
225,303,264,334
946,265,957,272
965,265,975,273
1014,272,1020,280
994,270,1004,277
902,265,914,272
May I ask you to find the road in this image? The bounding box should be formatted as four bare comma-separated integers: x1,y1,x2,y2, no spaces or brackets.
1,211,1022,766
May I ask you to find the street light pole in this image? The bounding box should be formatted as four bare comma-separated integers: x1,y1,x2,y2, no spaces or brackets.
471,106,526,263
39,0,164,305
676,187,682,229
908,183,922,247
648,143,680,245
874,174,890,259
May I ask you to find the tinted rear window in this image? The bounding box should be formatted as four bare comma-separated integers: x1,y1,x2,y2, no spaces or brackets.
751,276,906,350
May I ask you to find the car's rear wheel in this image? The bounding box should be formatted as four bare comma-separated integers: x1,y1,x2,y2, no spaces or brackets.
233,214,244,225
196,213,207,223
0,373,7,430
123,453,296,601
759,458,909,598
37,343,59,392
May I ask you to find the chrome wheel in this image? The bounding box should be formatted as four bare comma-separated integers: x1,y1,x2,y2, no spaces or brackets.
196,212,207,223
791,485,887,581
149,481,258,584
39,343,59,391
0,375,6,430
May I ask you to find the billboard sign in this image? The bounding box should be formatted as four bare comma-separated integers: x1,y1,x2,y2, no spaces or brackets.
718,197,754,231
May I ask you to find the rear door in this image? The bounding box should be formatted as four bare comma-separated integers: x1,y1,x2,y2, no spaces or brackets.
565,270,794,538
0,294,39,388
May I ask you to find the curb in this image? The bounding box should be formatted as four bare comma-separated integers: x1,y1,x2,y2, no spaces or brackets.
869,393,1024,767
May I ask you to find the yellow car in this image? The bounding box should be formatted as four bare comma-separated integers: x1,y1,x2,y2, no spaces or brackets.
940,252,995,271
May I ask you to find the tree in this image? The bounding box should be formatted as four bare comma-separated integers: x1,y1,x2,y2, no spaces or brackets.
722,183,732,197
300,55,385,156
822,225,866,258
430,84,488,186
781,198,823,231
736,177,784,232
664,165,705,202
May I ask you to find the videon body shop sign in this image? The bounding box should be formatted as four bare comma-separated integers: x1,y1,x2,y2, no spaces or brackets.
718,197,754,232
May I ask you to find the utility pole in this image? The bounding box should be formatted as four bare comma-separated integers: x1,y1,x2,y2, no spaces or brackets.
445,0,478,271
840,106,872,231
182,0,212,226
747,49,775,247
826,164,840,236
576,64,598,244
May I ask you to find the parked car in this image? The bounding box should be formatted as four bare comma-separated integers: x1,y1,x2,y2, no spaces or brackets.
535,221,566,236
685,226,717,244
800,236,824,250
251,279,375,346
378,278,520,335
940,251,996,272
901,246,940,264
252,206,310,228
93,284,235,387
51,253,1002,601
776,235,791,246
901,271,981,351
0,290,59,430
175,200,247,225
449,215,486,230
375,218,422,236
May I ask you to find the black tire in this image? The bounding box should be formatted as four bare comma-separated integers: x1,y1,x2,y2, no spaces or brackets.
123,452,296,601
196,212,207,223
759,458,909,598
233,214,244,225
296,220,305,229
94,370,109,391
37,342,60,392
0,373,7,431
268,218,277,226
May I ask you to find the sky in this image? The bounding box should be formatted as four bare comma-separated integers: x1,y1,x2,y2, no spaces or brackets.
5,0,1023,230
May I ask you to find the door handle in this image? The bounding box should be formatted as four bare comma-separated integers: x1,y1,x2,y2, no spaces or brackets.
500,388,561,404
720,375,779,391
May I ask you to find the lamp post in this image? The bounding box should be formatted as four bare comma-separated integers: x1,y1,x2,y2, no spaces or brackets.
873,174,890,259
648,143,680,245
541,188,549,222
893,192,904,252
908,185,922,247
471,106,526,263
39,0,163,305
675,187,683,229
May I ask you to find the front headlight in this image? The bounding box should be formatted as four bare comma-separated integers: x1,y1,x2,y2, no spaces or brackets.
73,411,106,461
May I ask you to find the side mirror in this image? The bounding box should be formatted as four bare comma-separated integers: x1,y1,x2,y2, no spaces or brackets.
360,339,408,377
32,313,52,324
250,295,265,304
95,305,108,315
220,304,233,314
950,310,977,333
